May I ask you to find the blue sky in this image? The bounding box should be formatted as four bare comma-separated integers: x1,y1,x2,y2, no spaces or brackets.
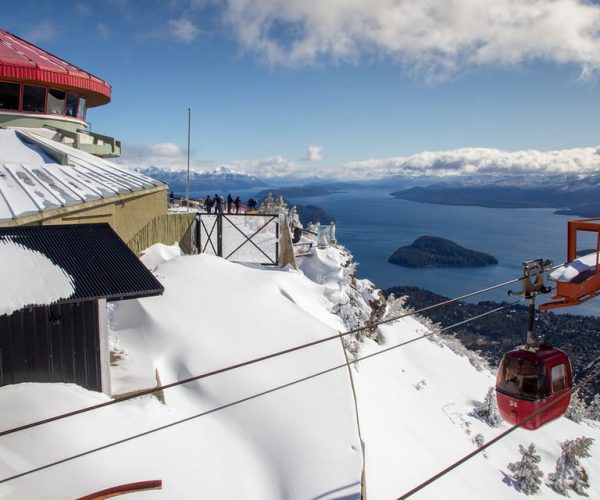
3,0,600,178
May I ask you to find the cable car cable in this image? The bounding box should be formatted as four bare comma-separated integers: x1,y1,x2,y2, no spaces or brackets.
0,275,535,439
398,368,600,499
0,301,524,485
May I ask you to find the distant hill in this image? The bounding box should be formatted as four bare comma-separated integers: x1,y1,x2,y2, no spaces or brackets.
255,183,349,200
389,236,498,268
390,177,600,217
138,166,267,193
295,205,336,225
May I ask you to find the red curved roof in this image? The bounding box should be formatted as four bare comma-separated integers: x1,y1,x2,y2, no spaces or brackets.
0,28,111,107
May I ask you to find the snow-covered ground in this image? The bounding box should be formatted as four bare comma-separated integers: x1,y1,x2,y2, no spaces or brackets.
0,243,598,499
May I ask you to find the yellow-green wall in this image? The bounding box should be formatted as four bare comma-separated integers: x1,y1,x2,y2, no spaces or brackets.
1,186,168,244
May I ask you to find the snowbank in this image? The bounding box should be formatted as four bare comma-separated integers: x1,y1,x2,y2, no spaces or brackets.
0,244,598,499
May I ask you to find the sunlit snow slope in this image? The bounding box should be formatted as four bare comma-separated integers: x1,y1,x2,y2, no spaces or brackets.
0,244,598,499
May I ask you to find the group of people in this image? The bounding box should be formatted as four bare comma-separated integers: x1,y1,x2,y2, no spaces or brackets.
204,193,248,214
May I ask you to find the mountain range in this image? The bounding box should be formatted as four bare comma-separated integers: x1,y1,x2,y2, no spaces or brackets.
390,174,600,216
136,166,268,193
136,165,600,217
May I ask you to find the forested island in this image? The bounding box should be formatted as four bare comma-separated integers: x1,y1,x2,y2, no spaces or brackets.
388,236,498,268
383,286,600,402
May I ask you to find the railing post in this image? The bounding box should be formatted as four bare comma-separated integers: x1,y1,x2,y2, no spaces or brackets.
195,213,201,254
217,213,223,257
276,215,280,265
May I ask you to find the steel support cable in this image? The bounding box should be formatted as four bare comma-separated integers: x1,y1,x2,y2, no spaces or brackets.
0,301,522,485
398,369,600,499
0,276,529,440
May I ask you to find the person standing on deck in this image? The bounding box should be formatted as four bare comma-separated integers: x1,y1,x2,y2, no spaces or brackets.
215,194,224,214
227,193,234,213
204,195,213,214
234,196,241,214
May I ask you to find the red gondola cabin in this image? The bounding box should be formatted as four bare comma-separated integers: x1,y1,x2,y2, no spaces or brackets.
496,346,572,430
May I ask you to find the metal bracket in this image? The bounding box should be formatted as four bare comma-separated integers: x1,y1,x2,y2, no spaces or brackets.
508,258,553,299
508,258,552,347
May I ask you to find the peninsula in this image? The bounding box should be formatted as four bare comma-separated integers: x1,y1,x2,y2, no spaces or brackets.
388,236,498,268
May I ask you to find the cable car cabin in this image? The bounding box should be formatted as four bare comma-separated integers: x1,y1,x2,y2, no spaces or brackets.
496,346,572,430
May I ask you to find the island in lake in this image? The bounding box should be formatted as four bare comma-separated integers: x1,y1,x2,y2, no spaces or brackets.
388,236,498,268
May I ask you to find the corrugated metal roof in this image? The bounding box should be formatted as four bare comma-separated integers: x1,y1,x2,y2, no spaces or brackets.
0,224,164,304
0,28,111,107
0,129,165,222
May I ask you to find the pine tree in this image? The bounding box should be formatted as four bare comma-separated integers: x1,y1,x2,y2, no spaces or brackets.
508,443,544,495
473,387,503,427
547,436,594,496
565,392,588,423
588,394,600,421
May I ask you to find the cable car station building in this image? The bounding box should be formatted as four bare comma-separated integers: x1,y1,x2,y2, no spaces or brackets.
0,28,169,246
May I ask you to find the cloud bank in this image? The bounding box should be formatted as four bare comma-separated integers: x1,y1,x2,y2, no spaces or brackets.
118,142,600,180
340,146,600,179
223,0,600,79
301,145,323,161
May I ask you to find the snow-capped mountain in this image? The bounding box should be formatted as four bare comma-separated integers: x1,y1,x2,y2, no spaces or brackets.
138,165,267,192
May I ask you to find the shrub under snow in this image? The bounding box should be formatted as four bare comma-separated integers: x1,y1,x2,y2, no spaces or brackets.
508,443,544,495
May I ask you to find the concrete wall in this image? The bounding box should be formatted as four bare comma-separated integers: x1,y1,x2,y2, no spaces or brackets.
1,186,168,245
0,112,85,134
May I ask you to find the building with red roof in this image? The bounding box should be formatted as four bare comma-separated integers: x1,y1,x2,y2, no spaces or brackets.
0,28,119,157
0,28,197,254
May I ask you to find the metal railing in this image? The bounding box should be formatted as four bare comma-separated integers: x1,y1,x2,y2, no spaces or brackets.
196,213,280,265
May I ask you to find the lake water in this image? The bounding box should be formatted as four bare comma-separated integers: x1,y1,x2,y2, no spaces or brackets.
290,186,600,316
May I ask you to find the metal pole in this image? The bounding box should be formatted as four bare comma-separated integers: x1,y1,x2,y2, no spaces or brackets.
526,296,536,346
186,107,191,212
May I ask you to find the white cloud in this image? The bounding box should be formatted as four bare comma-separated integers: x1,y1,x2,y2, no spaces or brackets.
301,145,323,161
168,17,200,43
340,146,600,179
117,142,600,180
230,155,299,177
23,21,57,44
97,22,112,41
116,143,298,178
148,142,186,157
117,142,193,171
223,0,600,79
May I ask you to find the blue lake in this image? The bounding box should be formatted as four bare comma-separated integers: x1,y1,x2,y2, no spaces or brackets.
291,186,600,316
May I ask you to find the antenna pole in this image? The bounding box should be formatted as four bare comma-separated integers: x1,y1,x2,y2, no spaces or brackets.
186,107,191,212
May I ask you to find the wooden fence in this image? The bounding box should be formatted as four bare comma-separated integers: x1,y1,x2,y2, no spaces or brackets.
127,213,196,255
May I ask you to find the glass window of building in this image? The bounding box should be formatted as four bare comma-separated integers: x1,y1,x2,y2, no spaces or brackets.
65,93,78,117
77,97,86,120
22,85,46,113
47,88,65,115
0,82,20,110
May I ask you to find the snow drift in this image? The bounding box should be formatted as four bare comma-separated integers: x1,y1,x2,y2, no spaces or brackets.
0,244,598,499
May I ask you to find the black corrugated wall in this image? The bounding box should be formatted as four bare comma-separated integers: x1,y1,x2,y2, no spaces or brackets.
0,302,102,391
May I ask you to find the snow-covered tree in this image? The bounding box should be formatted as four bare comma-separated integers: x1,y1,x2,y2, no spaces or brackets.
508,443,544,495
472,387,503,427
565,392,588,423
588,394,600,421
547,436,594,496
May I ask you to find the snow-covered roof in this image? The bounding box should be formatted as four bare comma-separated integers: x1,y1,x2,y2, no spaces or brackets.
549,252,599,282
0,236,75,316
0,224,164,316
0,129,164,222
